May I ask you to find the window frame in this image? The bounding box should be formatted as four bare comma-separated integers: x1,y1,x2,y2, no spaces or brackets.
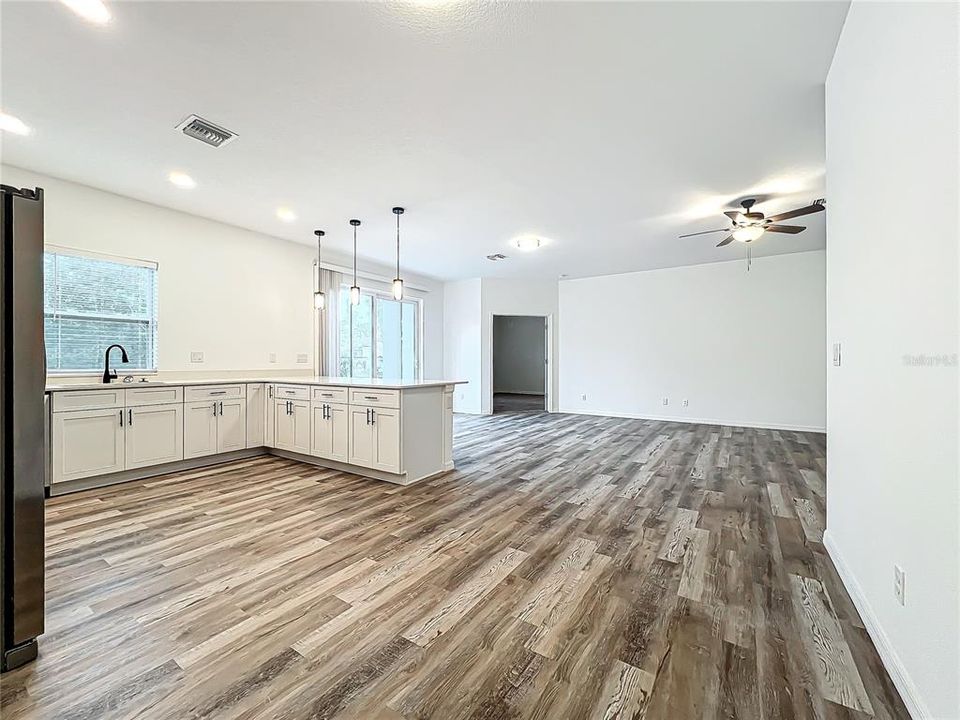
336,284,423,381
44,244,160,376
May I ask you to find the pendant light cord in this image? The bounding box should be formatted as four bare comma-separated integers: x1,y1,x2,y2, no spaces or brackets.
396,212,401,278
353,225,357,286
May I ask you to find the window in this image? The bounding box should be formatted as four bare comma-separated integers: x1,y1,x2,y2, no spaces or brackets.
337,286,420,380
44,247,158,373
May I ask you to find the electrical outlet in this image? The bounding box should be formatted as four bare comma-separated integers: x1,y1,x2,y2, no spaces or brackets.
580,393,587,401
296,353,308,364
894,565,905,606
190,351,204,363
662,397,669,406
682,399,689,407
269,352,277,364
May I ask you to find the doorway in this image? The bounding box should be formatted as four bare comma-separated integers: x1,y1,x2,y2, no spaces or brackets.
491,315,547,414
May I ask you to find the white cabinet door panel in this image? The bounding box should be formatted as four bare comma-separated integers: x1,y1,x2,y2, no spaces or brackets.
52,407,125,483
348,407,375,468
290,400,311,455
371,407,401,474
125,403,184,470
183,400,219,459
246,383,265,448
218,398,247,453
312,403,348,462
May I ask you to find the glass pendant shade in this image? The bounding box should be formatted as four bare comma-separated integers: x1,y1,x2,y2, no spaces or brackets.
314,290,325,310
392,278,404,301
350,285,361,306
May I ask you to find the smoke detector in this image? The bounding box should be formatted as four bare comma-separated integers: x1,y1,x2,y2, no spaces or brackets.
174,115,238,148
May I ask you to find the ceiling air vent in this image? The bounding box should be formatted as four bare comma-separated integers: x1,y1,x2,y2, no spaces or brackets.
174,115,238,148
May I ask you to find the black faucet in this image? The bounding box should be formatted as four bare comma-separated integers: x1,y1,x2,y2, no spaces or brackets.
102,344,129,383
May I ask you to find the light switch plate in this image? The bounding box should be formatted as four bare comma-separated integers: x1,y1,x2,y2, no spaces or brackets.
833,342,842,367
190,351,204,363
296,353,308,364
269,352,277,364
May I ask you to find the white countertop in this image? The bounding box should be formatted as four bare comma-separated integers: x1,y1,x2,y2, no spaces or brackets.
46,375,466,392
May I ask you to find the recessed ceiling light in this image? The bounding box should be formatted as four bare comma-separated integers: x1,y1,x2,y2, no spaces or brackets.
513,235,543,252
168,171,196,189
59,0,111,24
0,112,31,136
276,207,297,223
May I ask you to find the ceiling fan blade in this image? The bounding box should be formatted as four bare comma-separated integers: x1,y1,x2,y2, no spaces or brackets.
678,228,729,238
716,235,735,247
765,224,806,234
766,201,825,223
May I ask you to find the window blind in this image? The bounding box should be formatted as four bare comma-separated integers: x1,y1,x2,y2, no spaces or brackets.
43,247,158,373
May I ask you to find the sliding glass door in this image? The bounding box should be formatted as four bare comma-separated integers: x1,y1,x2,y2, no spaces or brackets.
338,287,420,380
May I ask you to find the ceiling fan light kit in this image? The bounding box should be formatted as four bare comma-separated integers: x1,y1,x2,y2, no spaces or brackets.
678,198,826,264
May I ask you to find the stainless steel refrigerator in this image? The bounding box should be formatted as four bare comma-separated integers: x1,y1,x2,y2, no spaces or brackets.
0,184,45,672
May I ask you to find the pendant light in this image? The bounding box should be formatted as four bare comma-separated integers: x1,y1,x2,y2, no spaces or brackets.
349,219,361,306
392,206,405,301
313,230,326,310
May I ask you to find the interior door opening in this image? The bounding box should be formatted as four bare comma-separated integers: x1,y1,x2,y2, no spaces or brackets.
491,315,547,414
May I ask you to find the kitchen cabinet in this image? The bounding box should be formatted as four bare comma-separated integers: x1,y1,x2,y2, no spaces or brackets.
246,383,265,448
183,400,219,459
218,398,247,453
124,403,183,470
311,402,348,462
51,407,125,483
264,384,276,448
348,404,400,473
184,398,245,458
274,398,310,455
442,387,454,468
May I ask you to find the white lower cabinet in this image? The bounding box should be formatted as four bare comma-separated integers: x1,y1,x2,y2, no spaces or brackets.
311,402,348,462
245,383,265,448
125,403,184,470
274,399,310,454
372,407,401,473
183,400,219,459
184,398,246,458
218,398,247,453
348,405,401,473
264,385,276,448
52,407,125,483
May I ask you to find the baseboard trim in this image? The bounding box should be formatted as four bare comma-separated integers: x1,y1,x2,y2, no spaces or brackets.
556,407,826,433
823,530,930,720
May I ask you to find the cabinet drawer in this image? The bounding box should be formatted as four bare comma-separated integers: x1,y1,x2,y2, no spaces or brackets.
125,385,183,407
184,384,245,401
311,386,348,404
52,388,125,412
276,384,310,401
349,388,400,409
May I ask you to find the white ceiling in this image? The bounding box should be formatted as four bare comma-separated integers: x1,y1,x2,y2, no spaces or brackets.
0,1,848,280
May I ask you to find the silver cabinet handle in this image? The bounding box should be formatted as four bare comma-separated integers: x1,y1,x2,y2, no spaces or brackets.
363,395,378,400
210,390,227,396
366,408,371,424
370,409,375,425
119,409,124,427
128,408,133,426
219,401,223,416
268,385,274,398
212,402,217,416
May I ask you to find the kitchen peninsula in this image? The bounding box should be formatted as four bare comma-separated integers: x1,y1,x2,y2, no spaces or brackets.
46,376,464,495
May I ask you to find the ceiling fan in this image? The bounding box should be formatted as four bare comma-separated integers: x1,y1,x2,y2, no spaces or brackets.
679,197,826,247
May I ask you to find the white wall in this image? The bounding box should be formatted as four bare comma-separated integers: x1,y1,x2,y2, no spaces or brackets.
3,165,444,379
443,278,482,413
824,3,959,718
559,251,826,431
493,315,546,395
481,278,559,414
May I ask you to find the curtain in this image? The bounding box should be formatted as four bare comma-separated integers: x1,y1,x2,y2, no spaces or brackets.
317,268,341,376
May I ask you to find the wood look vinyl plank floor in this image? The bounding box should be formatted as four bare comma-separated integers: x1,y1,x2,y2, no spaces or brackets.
1,410,910,720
